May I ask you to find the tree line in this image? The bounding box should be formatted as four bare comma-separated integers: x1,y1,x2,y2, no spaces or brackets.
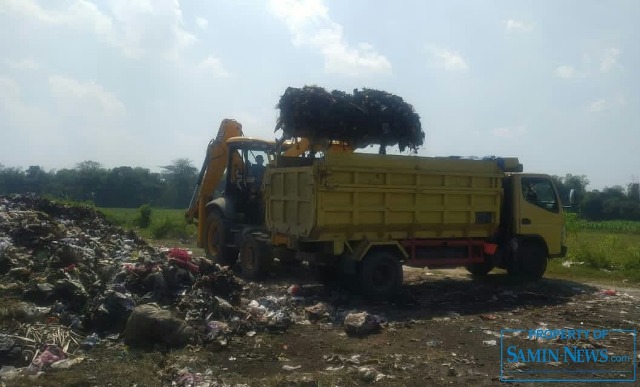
0,161,638,220
0,159,200,209
547,174,639,221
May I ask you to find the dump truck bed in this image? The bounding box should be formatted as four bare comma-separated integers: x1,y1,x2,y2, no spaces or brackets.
264,153,509,243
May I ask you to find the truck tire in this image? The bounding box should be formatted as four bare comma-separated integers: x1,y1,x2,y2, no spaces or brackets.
466,260,494,277
239,234,273,280
358,251,403,300
205,211,236,266
517,242,548,280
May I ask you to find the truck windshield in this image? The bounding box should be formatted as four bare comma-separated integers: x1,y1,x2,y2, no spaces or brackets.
246,149,270,185
522,177,559,213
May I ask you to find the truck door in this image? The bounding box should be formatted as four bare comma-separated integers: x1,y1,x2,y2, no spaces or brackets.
515,175,564,256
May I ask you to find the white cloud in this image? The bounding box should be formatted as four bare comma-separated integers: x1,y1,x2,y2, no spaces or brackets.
104,0,197,61
268,0,392,77
614,93,627,107
196,17,208,30
492,126,527,138
426,45,468,72
48,75,126,117
4,59,40,70
589,99,606,112
600,48,621,73
0,77,61,154
554,48,621,79
503,19,533,33
0,0,197,62
198,55,230,78
588,95,626,113
554,65,577,79
1,0,121,53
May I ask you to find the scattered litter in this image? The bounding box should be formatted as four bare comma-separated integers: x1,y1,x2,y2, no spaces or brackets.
343,311,383,336
480,314,498,321
305,302,334,322
282,364,302,371
29,346,65,372
600,289,617,296
357,366,386,383
123,303,196,348
482,340,497,346
51,357,85,369
287,284,302,297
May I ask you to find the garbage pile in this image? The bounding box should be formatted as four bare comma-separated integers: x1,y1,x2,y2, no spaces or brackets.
0,195,243,371
275,85,425,153
0,194,385,381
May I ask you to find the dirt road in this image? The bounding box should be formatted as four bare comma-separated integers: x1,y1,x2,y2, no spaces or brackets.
6,265,637,387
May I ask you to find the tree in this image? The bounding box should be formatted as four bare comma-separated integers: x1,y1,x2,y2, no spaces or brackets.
97,166,164,208
551,174,589,207
628,183,639,203
580,192,604,220
160,158,198,208
0,166,25,194
74,161,107,203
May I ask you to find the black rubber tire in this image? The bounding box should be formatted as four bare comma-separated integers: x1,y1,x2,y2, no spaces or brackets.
204,211,237,266
517,242,548,280
239,234,272,280
466,259,495,277
358,251,403,300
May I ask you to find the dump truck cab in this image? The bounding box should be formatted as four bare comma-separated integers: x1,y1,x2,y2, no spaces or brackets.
487,173,567,278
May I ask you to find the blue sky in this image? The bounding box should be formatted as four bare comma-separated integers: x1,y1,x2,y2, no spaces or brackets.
0,0,638,190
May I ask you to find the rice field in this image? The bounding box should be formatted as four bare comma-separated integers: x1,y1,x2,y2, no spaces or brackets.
565,212,640,234
548,213,640,283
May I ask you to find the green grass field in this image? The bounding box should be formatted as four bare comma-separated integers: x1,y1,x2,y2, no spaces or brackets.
547,213,640,285
99,207,199,248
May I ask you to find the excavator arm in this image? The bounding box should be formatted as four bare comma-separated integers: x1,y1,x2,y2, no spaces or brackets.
185,119,244,224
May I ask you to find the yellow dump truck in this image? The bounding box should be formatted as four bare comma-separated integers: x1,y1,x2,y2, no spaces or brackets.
257,152,567,298
187,120,568,299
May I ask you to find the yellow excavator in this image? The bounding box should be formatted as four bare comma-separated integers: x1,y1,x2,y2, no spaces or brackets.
185,119,351,265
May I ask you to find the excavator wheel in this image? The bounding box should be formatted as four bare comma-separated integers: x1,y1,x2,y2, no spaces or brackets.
239,233,273,280
205,211,237,266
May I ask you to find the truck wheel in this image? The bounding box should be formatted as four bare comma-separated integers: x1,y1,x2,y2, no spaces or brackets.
466,260,494,277
205,211,236,266
358,251,403,300
239,234,272,280
517,242,548,280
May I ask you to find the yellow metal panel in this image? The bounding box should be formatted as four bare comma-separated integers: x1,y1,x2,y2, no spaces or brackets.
265,153,505,243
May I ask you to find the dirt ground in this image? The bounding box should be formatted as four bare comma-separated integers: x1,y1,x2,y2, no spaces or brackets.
5,264,638,387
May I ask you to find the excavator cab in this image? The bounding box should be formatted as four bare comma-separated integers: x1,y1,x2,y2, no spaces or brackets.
224,138,275,225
